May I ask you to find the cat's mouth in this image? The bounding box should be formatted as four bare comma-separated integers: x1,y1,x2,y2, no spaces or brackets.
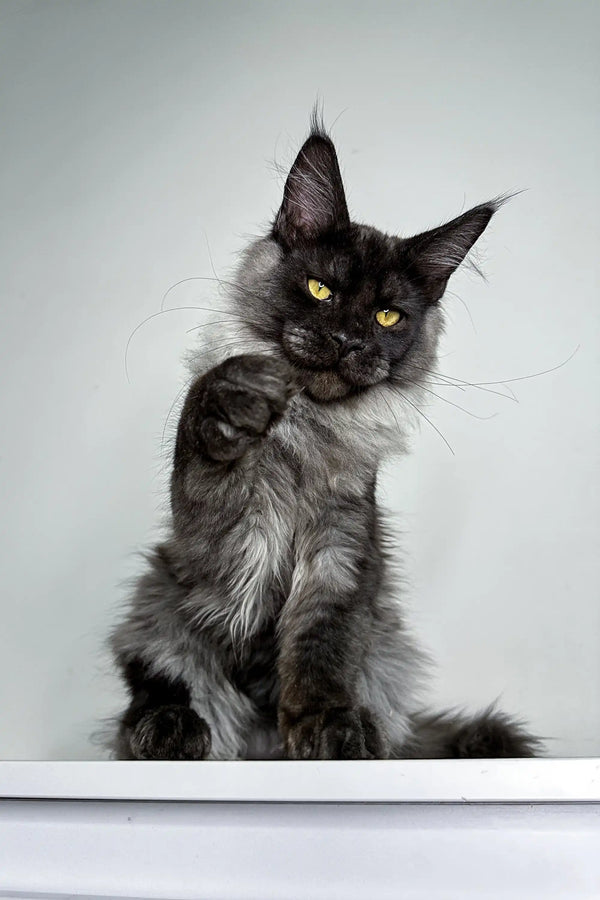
280,325,390,401
295,369,354,402
282,339,389,402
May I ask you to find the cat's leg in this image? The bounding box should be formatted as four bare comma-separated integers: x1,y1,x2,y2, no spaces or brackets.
277,500,390,760
111,550,260,760
354,589,429,759
172,353,293,473
116,656,211,760
114,638,261,760
111,354,295,760
401,707,541,759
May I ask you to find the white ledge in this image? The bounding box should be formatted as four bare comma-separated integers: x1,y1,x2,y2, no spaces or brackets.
0,758,599,803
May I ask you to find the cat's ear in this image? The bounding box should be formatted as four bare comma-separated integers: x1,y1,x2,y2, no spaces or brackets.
273,128,350,249
403,200,503,303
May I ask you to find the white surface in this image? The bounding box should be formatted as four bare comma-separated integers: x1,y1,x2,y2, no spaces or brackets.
1,799,599,900
0,0,598,760
1,759,599,803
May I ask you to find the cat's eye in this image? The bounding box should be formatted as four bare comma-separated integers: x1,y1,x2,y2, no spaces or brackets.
376,309,403,327
307,278,333,301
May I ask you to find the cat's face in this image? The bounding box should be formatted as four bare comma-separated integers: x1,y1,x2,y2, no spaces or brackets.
270,226,436,401
238,122,499,402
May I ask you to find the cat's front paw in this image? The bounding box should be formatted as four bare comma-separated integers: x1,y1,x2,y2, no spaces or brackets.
282,706,388,760
128,705,212,760
198,354,294,461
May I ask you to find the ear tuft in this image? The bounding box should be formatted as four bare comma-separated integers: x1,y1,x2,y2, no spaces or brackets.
273,117,350,249
308,102,328,141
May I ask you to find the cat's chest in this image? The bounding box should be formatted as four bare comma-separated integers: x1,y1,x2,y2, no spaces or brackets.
214,425,374,642
221,432,368,590
215,449,297,639
233,433,369,543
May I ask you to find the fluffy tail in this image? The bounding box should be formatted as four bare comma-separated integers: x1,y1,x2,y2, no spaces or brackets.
399,704,541,759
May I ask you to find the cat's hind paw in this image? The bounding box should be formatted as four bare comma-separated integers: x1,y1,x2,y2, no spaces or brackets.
128,705,212,760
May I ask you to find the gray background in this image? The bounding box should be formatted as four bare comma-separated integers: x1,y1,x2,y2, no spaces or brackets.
0,0,598,758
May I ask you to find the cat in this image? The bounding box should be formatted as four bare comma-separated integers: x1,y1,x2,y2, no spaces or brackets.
109,114,539,760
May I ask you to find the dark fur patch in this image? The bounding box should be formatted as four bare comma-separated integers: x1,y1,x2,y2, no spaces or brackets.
120,657,190,728
405,707,540,759
116,658,211,760
129,705,211,761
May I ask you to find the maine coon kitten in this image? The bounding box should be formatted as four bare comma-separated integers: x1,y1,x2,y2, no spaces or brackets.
110,117,538,760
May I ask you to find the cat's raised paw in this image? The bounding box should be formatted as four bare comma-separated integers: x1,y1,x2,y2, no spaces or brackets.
283,706,388,760
198,354,294,461
129,705,212,760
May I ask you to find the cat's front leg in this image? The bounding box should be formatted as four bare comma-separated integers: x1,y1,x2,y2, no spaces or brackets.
176,354,294,464
117,658,212,760
277,509,389,760
171,353,296,550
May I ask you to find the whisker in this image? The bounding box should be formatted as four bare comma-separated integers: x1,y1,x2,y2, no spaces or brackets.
124,305,236,383
403,361,518,402
415,383,498,420
378,391,403,436
187,337,275,363
404,346,579,400
160,274,266,312
160,377,194,456
445,289,477,335
200,232,266,306
160,278,240,313
190,339,259,357
203,230,220,285
464,346,580,388
185,319,250,335
394,388,455,456
414,373,468,392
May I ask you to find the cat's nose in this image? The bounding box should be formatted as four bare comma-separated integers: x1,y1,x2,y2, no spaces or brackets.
330,332,366,357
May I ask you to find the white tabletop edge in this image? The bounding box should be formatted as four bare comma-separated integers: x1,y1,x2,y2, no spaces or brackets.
0,758,599,803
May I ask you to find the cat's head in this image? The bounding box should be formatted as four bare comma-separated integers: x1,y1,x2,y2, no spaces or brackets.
235,120,501,403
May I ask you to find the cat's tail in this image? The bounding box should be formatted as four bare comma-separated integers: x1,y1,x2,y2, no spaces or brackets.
399,703,542,759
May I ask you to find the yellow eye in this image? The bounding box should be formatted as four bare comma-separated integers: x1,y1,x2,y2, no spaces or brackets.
308,278,333,301
376,309,402,327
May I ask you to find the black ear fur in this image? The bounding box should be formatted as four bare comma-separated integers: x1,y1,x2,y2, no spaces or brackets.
404,199,504,303
273,116,350,249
